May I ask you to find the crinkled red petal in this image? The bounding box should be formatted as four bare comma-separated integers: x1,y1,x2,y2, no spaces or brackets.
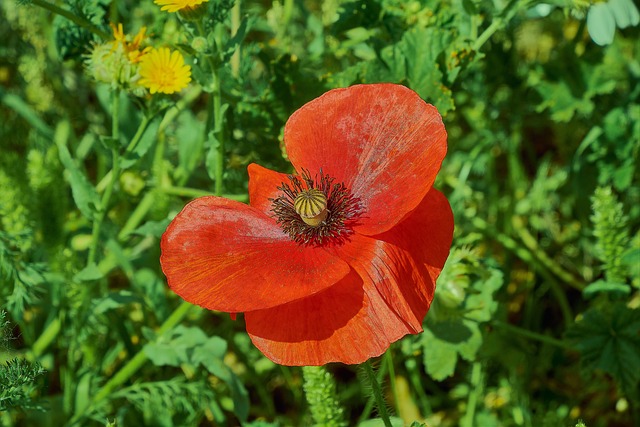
160,197,349,312
245,269,412,366
284,83,447,235
247,163,290,216
331,188,454,331
244,188,453,366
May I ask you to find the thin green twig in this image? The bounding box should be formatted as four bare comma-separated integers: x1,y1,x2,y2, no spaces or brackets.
30,0,110,40
491,320,572,349
88,90,121,265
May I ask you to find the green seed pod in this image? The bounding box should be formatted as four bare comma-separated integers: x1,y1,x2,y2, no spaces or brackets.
294,189,328,227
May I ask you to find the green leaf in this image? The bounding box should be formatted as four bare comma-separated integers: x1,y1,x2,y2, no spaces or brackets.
587,3,616,46
92,291,141,315
379,27,455,114
98,136,120,151
422,319,483,381
582,280,631,298
131,218,171,238
54,121,100,220
222,16,253,62
144,326,202,367
143,325,249,421
73,371,94,415
193,337,249,421
465,269,503,322
120,118,160,169
429,319,473,343
176,111,205,182
73,263,104,282
566,305,640,394
534,78,594,122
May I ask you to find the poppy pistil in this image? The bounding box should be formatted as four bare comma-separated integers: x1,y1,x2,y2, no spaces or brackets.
271,170,361,246
294,189,328,226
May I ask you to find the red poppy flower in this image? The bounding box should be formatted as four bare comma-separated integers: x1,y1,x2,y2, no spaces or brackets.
161,84,453,366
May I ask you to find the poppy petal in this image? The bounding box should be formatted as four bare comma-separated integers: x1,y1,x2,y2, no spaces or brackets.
160,197,350,312
332,188,454,332
284,84,447,235
247,163,290,216
245,269,413,366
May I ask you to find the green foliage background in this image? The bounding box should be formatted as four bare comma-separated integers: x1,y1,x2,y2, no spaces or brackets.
0,0,639,426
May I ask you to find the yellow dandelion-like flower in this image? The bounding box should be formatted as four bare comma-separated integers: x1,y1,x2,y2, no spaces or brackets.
139,47,192,94
153,0,209,13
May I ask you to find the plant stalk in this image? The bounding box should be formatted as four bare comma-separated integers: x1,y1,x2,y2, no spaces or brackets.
88,90,121,266
363,360,393,427
30,0,110,40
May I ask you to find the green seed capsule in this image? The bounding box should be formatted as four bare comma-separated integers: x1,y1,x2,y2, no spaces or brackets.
294,189,328,227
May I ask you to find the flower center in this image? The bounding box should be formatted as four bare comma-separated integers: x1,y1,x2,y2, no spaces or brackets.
271,170,361,246
294,189,328,227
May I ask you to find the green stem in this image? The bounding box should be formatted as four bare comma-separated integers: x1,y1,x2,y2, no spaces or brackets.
70,301,193,424
159,185,246,201
473,18,503,51
472,0,533,51
278,0,294,45
194,22,225,195
230,0,242,77
88,90,121,266
96,114,152,193
212,33,225,196
358,358,389,423
363,360,392,427
384,351,399,415
30,0,110,40
512,216,584,289
117,190,157,240
124,115,152,154
29,317,61,359
491,320,572,349
461,362,483,427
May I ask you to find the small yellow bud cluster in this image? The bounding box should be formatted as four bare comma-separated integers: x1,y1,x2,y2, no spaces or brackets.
85,24,149,96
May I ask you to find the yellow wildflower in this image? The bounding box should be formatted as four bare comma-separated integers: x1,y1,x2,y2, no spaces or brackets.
153,0,209,13
138,47,192,94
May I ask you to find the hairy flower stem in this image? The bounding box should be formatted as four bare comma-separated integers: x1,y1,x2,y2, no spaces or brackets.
29,0,110,40
194,20,226,195
363,360,393,427
302,366,347,427
88,90,121,266
212,69,225,196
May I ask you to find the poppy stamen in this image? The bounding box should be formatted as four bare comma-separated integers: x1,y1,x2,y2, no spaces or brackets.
271,170,361,246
